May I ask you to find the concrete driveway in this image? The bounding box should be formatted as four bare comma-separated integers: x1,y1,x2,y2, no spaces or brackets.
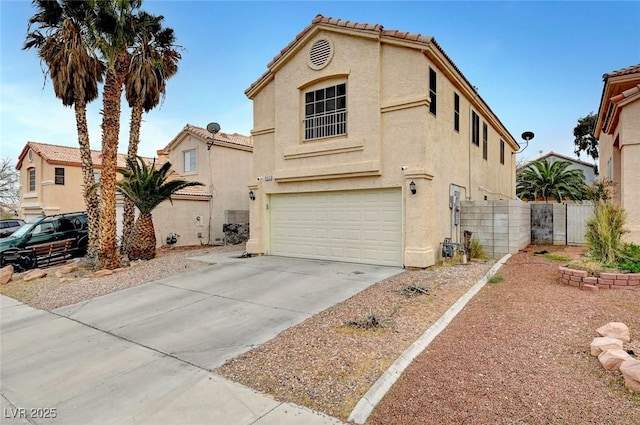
1,252,401,424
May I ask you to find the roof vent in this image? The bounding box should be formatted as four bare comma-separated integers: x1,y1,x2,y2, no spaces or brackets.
308,39,333,70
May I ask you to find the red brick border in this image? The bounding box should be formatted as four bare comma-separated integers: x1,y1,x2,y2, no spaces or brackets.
558,266,640,290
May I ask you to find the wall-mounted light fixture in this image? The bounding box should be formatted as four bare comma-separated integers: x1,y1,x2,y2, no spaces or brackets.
249,190,255,201
409,181,416,195
206,122,221,150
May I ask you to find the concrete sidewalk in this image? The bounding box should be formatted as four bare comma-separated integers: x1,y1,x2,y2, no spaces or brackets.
1,253,401,424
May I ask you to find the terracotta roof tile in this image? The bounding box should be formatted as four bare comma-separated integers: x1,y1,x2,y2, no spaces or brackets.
173,185,211,198
248,15,432,95
182,124,252,147
16,142,155,170
604,63,640,79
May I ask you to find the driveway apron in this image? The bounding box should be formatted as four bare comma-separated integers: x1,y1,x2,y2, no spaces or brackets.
1,252,401,424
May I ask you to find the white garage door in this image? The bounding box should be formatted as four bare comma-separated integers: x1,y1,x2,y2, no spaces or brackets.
270,189,402,266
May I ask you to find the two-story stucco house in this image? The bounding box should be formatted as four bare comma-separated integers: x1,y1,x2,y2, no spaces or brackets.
245,15,519,268
16,125,252,247
595,63,640,243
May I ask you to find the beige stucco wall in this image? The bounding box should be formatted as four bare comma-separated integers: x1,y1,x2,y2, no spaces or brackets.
19,154,87,218
247,28,516,267
164,134,253,244
152,198,211,247
599,97,640,244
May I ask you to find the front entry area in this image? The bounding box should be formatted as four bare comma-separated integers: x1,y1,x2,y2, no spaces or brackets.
269,188,403,266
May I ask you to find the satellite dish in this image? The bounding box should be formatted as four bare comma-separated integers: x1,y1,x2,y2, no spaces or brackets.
521,131,535,142
206,122,221,135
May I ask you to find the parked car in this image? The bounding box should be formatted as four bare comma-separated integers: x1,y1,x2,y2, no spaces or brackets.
0,212,88,271
0,219,25,238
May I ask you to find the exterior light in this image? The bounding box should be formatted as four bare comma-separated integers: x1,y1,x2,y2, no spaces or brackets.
249,190,255,201
409,181,416,195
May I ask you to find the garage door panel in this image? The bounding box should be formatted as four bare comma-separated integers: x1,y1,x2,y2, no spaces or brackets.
270,189,402,266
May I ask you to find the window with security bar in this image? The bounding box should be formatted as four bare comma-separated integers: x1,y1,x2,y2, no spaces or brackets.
304,83,346,140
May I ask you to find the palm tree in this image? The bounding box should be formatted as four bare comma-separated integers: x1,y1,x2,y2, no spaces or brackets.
116,157,203,260
24,0,104,258
517,159,588,203
121,13,181,254
92,0,148,269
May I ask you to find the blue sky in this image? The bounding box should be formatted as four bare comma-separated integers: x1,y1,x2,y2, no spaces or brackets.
1,1,639,166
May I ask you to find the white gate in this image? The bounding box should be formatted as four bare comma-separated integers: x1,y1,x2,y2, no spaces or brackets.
566,203,595,245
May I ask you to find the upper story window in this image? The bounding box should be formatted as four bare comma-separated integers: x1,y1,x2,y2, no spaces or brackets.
482,122,488,160
471,111,480,146
184,149,196,173
55,167,65,185
500,139,505,165
94,170,102,182
429,67,437,116
28,168,36,192
454,93,460,132
304,83,346,140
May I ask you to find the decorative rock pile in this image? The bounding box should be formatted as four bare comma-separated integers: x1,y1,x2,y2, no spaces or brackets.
590,322,640,392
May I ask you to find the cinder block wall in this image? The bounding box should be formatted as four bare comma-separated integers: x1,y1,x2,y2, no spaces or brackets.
552,203,566,245
460,200,531,258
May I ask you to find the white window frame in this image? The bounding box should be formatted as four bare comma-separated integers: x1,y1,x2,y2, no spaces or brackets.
184,149,197,173
303,82,347,141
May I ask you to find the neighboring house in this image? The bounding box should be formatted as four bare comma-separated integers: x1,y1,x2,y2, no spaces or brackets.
16,127,252,247
244,15,519,268
517,151,599,183
595,63,640,243
156,124,253,246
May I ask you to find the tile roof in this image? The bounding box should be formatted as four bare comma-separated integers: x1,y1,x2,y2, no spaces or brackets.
172,185,211,198
16,142,155,170
182,124,252,147
604,63,640,79
246,14,437,95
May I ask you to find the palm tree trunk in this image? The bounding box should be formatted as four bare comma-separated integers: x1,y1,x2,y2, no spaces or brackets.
73,100,100,259
128,212,156,261
97,63,126,270
121,101,143,255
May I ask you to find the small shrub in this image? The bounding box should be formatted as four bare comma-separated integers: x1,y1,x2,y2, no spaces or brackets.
543,253,572,262
617,243,640,273
397,285,430,297
488,274,504,284
470,238,487,259
585,203,627,265
344,309,390,330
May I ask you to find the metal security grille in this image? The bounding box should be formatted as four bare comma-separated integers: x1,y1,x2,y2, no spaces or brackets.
309,39,331,68
304,83,346,140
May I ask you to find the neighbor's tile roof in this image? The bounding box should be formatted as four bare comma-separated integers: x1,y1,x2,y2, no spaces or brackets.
183,124,252,147
604,63,640,79
16,141,154,170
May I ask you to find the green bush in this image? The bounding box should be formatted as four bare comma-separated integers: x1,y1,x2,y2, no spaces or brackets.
585,203,627,265
617,243,640,273
470,238,486,259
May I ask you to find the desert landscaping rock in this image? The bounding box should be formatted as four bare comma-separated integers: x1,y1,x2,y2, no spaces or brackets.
92,269,114,278
590,336,624,356
23,268,47,282
620,359,640,393
0,265,13,284
596,321,631,343
598,348,633,371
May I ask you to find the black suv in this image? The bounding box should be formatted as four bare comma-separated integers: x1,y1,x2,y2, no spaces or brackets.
0,212,88,271
0,219,25,238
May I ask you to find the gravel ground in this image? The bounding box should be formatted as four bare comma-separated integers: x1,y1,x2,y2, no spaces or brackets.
217,257,498,419
368,247,640,425
0,245,240,311
4,245,639,424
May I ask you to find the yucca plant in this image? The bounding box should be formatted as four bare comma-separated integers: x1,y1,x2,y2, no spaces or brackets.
585,203,627,265
117,157,203,260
